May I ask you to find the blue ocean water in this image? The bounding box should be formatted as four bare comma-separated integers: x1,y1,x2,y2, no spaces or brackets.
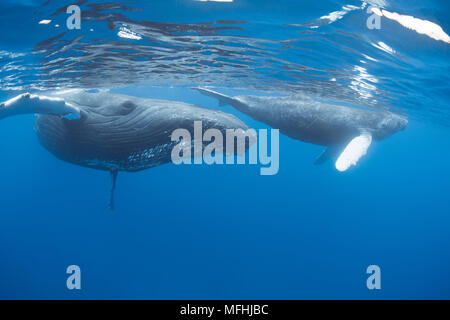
0,0,449,299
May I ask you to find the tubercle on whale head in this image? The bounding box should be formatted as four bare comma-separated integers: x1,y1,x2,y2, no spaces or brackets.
380,113,408,132
401,116,408,130
370,113,407,141
392,113,408,132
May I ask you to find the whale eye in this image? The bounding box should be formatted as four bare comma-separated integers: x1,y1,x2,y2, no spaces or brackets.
117,101,137,115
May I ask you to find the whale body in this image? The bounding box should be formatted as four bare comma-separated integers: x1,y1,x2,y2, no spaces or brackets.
0,90,251,209
195,88,408,171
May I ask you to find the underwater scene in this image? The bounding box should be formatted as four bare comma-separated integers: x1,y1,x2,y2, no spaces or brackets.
0,0,449,300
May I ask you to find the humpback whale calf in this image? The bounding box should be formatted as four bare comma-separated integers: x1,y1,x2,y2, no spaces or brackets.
0,90,250,209
195,88,408,171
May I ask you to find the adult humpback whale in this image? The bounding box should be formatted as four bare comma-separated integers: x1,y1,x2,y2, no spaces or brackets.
195,88,408,171
0,90,250,209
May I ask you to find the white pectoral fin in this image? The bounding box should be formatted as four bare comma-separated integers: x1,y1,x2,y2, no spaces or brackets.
335,133,372,172
0,93,81,120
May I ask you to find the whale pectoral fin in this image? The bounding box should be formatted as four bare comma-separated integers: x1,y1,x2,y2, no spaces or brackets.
0,93,81,120
335,133,372,172
109,170,118,211
194,88,231,106
193,87,244,109
314,146,340,165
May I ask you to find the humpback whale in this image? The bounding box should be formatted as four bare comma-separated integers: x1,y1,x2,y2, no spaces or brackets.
0,90,250,209
195,88,408,171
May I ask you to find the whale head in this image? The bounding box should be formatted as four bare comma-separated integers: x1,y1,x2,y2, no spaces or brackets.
386,113,408,131
373,112,408,140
